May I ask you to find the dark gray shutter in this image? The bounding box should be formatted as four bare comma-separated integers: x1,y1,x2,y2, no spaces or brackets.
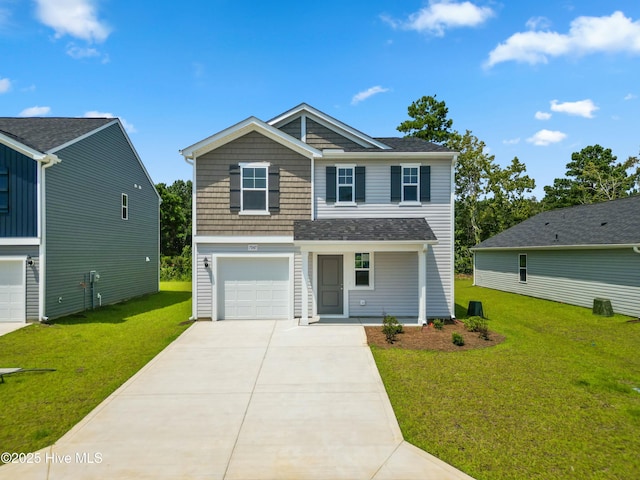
390,166,401,202
268,166,280,213
326,166,336,202
229,164,241,212
355,166,365,202
420,165,431,202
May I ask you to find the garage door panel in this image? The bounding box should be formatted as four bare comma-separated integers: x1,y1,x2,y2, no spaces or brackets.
0,260,25,322
218,257,290,320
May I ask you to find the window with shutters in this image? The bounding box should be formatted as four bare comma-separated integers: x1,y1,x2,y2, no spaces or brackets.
391,164,431,204
240,163,269,214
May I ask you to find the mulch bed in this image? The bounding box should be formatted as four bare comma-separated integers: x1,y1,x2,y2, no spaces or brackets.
365,321,505,351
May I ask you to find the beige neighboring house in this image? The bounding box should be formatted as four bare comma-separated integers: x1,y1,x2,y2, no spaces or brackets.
180,104,458,324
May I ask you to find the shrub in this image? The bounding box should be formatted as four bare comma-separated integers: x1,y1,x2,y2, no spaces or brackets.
160,246,192,281
452,332,465,346
382,315,403,344
465,315,490,340
433,319,444,330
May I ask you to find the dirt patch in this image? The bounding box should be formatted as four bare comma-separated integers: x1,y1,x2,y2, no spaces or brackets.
365,321,505,351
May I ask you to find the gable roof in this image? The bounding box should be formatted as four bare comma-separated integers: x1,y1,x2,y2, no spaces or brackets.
0,117,114,152
473,195,640,250
294,218,438,242
179,116,322,159
268,103,391,150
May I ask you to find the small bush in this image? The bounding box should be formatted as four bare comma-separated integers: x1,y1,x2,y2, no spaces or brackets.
465,316,490,339
382,315,403,344
433,319,444,330
452,332,465,346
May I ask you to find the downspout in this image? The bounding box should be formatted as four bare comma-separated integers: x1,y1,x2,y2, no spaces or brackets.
634,245,640,254
39,153,61,322
182,153,197,321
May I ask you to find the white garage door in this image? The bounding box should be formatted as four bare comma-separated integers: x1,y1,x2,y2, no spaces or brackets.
218,257,290,320
0,260,26,322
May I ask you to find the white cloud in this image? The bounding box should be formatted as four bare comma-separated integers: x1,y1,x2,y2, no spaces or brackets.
84,111,136,133
502,138,520,145
486,11,640,67
527,129,567,146
35,0,110,43
624,93,637,100
19,106,51,117
0,77,10,93
526,16,552,31
535,111,552,120
66,43,100,59
382,1,494,36
550,99,598,118
351,86,390,105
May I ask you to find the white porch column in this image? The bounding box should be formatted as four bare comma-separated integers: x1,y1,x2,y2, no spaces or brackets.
418,245,427,324
301,250,310,325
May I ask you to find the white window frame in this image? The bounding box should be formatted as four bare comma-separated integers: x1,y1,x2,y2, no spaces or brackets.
336,164,356,206
121,193,128,220
239,162,270,215
518,253,527,283
353,252,374,290
401,164,421,205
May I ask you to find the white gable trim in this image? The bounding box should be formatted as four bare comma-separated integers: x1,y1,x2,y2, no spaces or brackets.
180,116,322,160
268,103,391,150
0,133,59,164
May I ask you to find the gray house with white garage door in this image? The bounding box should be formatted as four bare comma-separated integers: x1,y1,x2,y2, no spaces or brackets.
472,195,640,317
0,117,160,322
180,104,458,324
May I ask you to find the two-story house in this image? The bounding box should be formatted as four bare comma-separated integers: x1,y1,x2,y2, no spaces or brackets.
180,104,457,324
0,117,160,323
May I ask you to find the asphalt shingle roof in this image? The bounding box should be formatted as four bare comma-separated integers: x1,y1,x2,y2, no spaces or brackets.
474,195,640,249
340,137,454,153
294,217,437,242
0,117,114,152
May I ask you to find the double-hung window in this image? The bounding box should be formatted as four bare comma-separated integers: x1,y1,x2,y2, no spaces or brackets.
355,252,372,287
402,166,419,202
519,254,527,283
0,168,8,214
241,164,268,213
337,166,354,203
121,193,128,220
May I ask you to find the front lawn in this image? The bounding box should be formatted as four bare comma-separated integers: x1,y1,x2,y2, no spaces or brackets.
0,282,191,456
372,278,640,480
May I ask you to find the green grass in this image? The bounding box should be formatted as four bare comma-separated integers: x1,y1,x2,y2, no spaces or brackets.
372,279,640,480
0,282,192,456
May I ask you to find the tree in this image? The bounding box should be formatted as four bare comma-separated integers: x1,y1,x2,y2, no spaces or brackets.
543,145,640,209
156,180,192,257
397,95,454,144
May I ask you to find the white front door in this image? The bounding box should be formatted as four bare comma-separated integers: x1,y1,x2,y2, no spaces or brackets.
0,259,26,322
217,257,290,319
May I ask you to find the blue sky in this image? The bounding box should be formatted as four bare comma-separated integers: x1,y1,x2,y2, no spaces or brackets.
1,1,639,198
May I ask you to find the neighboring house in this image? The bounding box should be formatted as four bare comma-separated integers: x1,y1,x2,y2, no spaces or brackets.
472,196,640,317
0,117,160,323
180,104,457,324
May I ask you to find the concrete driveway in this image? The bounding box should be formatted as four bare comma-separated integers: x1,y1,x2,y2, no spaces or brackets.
0,320,474,480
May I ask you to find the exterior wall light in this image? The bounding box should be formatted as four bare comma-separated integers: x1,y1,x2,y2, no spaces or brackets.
204,257,209,268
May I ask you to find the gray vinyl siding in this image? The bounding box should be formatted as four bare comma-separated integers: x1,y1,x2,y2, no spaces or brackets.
195,243,296,320
315,158,454,318
0,245,39,320
348,252,418,317
475,249,640,317
44,123,159,319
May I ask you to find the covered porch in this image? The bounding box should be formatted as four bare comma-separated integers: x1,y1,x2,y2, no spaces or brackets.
294,218,438,326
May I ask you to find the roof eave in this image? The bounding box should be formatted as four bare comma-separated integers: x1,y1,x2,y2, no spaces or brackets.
322,151,457,160
471,243,640,252
294,239,439,245
0,132,61,164
180,116,322,159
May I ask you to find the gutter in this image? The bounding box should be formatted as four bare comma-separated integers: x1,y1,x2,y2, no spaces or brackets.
634,246,640,254
39,153,61,322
